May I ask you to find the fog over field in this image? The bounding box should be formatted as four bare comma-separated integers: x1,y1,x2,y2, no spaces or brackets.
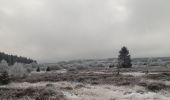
0,0,170,62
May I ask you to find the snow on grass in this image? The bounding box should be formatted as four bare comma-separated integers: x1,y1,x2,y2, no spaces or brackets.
0,81,73,89
0,81,169,100
31,69,67,74
122,72,161,77
76,85,170,100
140,78,170,86
63,92,79,100
122,72,145,76
0,82,47,88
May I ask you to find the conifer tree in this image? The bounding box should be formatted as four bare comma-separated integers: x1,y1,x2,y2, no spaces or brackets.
36,67,40,72
0,71,10,85
118,46,132,68
46,66,50,72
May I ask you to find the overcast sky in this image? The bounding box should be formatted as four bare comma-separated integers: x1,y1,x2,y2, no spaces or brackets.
0,0,170,63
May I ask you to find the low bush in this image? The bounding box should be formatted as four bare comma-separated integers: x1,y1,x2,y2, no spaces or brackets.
74,84,85,89
50,65,62,70
147,82,166,91
117,81,131,86
36,87,67,100
24,87,37,96
0,71,10,85
138,82,147,87
60,86,73,90
67,67,78,73
91,81,100,85
46,84,54,87
76,66,87,70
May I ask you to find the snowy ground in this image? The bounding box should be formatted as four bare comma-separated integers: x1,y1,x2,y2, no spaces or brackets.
31,69,67,74
0,81,169,100
122,72,145,76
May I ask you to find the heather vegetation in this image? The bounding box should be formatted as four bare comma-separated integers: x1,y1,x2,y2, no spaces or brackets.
0,47,170,99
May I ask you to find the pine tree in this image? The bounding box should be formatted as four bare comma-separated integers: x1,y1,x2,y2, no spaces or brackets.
36,67,40,72
0,71,10,85
118,46,132,68
46,67,50,72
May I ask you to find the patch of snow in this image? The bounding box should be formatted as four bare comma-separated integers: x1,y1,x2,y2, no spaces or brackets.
63,92,79,100
122,72,145,76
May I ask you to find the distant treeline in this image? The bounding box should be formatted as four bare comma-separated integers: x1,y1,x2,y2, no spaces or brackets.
0,52,37,65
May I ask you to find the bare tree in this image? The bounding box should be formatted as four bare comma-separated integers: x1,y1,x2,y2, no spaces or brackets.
145,58,152,74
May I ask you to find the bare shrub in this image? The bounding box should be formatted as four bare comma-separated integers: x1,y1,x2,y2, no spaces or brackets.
46,83,54,87
67,67,77,72
24,87,37,96
40,88,56,96
36,87,67,100
60,86,73,90
74,84,85,89
0,86,67,100
76,66,87,70
138,82,147,87
117,81,130,86
91,81,100,85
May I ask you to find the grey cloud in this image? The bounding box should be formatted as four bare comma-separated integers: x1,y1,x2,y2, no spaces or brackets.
0,0,170,63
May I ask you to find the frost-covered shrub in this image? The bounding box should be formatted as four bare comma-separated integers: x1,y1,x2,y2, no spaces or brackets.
50,65,62,70
9,63,28,78
38,64,46,71
0,60,9,73
97,63,105,67
31,62,39,69
24,64,34,73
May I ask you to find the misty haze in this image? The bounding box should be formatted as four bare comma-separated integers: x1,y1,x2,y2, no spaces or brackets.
0,0,170,100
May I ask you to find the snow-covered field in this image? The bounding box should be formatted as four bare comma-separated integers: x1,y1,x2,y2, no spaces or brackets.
0,81,169,100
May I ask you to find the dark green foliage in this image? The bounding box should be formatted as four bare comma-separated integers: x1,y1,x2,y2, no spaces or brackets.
36,67,40,72
0,71,10,85
118,46,132,68
46,67,51,72
0,52,37,65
